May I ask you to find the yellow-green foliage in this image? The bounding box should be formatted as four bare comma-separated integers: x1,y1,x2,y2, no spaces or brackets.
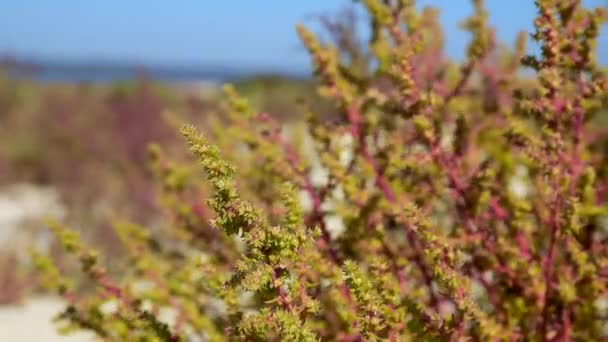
36,0,608,341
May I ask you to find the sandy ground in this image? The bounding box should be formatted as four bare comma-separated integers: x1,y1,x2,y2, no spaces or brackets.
0,185,86,341
0,296,95,341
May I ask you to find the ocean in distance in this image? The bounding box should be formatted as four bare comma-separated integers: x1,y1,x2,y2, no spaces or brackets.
1,57,308,84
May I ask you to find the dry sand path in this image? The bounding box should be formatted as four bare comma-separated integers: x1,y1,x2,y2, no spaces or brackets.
0,296,94,341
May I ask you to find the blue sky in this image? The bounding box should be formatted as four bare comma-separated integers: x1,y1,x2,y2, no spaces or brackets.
1,1,606,73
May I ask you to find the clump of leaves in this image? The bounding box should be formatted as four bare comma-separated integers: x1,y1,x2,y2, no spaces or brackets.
36,0,608,340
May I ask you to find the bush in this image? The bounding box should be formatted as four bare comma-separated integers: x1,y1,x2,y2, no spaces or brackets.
0,75,224,265
35,0,608,340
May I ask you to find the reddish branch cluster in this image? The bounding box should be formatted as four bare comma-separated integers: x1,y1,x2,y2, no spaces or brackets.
36,0,607,341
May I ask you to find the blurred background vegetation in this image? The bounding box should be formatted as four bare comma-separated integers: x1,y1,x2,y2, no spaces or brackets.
0,52,342,308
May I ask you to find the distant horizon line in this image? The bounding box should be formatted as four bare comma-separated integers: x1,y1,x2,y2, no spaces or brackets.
1,53,312,83
0,52,310,75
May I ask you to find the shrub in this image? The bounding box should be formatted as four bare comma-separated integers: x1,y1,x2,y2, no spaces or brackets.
35,0,608,340
0,75,221,265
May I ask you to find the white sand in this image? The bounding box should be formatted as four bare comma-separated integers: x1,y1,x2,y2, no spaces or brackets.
0,185,86,340
0,296,95,341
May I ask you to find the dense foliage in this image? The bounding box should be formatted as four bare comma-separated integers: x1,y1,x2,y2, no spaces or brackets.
35,0,608,340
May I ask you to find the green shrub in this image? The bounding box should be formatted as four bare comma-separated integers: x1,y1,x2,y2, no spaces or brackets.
35,0,608,340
